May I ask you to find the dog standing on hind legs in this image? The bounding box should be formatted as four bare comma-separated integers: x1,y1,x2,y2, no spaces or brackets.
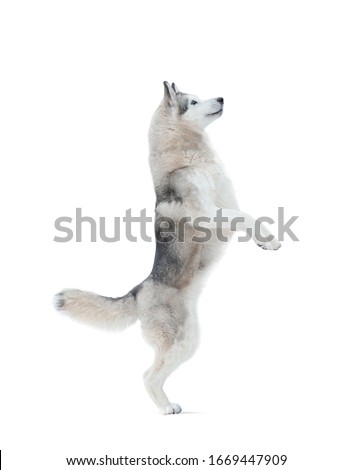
54,81,281,414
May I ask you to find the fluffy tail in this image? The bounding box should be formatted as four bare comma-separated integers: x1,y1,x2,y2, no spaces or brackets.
54,288,138,330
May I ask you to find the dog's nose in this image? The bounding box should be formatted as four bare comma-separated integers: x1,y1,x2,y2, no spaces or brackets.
217,97,224,104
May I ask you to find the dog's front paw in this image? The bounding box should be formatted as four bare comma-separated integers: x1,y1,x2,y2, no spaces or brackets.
258,237,281,251
160,403,182,415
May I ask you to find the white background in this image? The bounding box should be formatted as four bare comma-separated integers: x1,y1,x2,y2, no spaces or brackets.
0,1,352,469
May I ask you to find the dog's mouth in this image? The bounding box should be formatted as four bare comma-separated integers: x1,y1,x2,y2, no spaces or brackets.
206,108,223,117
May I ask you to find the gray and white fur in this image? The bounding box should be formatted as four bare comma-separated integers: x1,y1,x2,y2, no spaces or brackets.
54,82,280,415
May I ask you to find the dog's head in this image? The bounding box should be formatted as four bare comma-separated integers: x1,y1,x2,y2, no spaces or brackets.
162,81,224,130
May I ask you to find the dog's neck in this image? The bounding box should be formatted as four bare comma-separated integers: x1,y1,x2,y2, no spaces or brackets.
148,104,217,189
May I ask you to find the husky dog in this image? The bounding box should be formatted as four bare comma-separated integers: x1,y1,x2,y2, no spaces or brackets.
54,82,280,414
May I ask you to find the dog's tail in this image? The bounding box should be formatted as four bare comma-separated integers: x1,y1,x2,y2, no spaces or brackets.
54,287,140,331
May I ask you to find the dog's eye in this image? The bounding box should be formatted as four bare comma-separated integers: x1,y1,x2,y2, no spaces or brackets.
190,100,198,105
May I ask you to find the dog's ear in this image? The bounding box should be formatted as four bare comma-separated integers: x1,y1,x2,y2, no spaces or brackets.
163,81,176,106
171,83,180,94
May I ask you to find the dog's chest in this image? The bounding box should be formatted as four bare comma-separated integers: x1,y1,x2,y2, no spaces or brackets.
195,163,224,199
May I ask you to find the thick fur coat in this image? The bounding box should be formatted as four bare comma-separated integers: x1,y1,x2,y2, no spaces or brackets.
54,82,280,414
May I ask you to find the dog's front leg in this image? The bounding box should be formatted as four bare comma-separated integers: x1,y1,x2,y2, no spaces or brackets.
198,206,281,250
225,209,281,250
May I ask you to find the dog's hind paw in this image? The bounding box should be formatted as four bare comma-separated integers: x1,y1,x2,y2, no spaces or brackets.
160,403,182,415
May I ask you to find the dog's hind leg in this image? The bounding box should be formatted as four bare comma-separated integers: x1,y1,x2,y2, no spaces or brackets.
143,347,183,415
142,311,199,415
